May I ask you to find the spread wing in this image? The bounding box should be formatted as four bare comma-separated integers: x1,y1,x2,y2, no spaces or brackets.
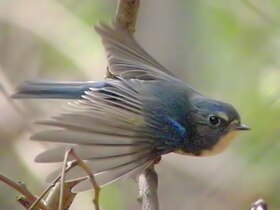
95,23,175,79
31,79,158,191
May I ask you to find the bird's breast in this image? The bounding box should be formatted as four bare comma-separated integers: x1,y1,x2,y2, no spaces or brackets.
174,130,238,157
199,131,237,156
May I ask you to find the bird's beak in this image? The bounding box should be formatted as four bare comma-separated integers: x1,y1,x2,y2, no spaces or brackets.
234,124,250,131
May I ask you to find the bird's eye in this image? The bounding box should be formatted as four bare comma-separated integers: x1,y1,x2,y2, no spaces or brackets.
209,115,220,126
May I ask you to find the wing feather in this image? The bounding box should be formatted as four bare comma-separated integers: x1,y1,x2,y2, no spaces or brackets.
35,144,150,163
45,151,151,182
31,129,148,145
95,23,174,78
72,160,153,192
36,119,137,137
28,76,160,190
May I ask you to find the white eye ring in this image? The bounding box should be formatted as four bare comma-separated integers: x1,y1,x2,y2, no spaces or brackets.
209,115,221,126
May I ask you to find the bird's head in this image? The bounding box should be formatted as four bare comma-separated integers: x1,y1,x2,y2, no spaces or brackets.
181,97,249,156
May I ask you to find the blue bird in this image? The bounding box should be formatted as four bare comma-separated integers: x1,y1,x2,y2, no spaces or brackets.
13,23,249,192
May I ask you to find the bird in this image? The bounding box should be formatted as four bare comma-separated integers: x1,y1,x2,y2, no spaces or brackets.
13,23,249,192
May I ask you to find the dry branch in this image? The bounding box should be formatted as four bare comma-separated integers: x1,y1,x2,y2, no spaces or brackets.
115,0,140,33
138,166,159,210
0,173,48,210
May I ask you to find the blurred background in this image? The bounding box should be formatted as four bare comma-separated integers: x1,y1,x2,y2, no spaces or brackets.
0,0,280,209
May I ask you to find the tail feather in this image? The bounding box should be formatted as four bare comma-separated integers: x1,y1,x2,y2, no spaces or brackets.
12,81,102,99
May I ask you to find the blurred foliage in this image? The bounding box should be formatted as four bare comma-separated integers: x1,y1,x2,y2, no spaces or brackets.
0,0,280,209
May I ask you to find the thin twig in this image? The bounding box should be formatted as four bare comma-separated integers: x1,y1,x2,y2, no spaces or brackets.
59,148,72,210
44,149,100,209
0,173,48,210
69,149,101,210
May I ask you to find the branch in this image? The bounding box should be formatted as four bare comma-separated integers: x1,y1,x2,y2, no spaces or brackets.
115,0,140,33
138,166,159,210
0,173,48,210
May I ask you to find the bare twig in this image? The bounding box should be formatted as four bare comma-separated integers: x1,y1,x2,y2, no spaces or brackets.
59,148,72,210
69,149,101,210
138,165,159,210
0,173,48,210
115,0,140,33
45,148,100,209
